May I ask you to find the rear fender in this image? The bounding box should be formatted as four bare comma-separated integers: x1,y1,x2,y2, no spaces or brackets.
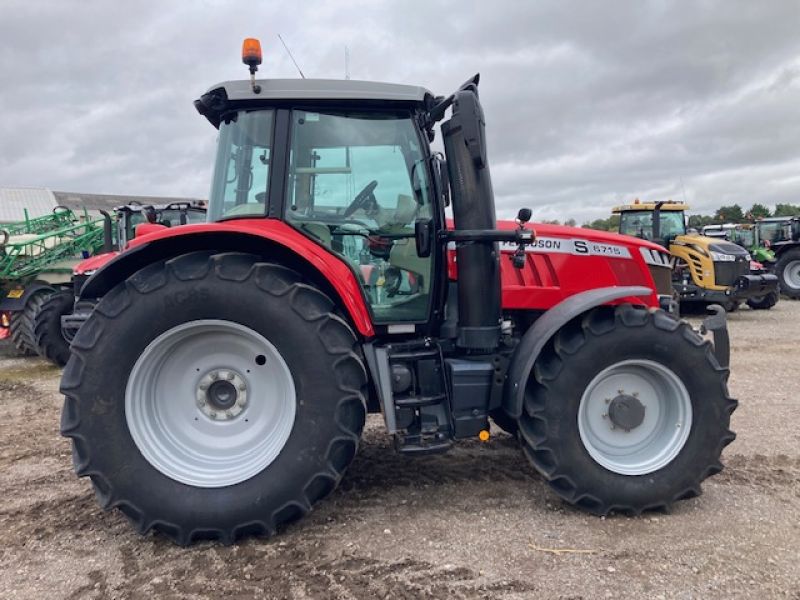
503,286,652,418
0,281,55,311
78,226,375,337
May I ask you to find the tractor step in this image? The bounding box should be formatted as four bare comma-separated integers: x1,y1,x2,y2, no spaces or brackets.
394,432,453,455
394,393,447,408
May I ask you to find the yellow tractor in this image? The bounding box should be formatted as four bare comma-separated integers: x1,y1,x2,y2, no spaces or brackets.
612,200,778,311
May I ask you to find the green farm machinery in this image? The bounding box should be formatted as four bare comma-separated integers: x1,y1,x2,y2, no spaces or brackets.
0,207,107,354
704,218,800,301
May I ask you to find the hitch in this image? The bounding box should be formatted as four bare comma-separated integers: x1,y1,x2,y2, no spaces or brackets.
700,304,730,369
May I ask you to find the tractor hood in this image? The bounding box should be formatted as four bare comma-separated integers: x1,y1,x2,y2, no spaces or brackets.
671,233,751,259
447,220,671,312
495,219,667,253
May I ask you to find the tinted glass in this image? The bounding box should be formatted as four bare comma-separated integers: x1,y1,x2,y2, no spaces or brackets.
208,111,274,221
286,110,432,323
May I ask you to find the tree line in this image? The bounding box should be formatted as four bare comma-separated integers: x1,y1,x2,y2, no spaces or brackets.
578,203,800,232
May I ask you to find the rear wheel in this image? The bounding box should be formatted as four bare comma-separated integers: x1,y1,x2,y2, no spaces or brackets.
722,300,740,313
775,249,800,299
518,305,736,515
9,288,53,355
34,289,75,366
746,291,778,310
60,252,367,545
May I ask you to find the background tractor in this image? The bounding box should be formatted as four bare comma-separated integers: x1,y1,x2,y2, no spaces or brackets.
0,207,106,354
748,216,800,299
60,40,735,545
613,201,778,311
702,223,779,309
33,202,206,366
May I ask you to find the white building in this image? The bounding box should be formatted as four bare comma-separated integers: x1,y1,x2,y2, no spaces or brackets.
0,187,205,224
0,187,58,223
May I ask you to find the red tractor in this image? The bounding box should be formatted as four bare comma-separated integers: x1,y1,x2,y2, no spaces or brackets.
33,202,206,366
60,40,735,545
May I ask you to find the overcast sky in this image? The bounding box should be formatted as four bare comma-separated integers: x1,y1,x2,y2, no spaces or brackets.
1,1,798,223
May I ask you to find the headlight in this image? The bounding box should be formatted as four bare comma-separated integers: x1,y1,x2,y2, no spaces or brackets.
709,251,736,262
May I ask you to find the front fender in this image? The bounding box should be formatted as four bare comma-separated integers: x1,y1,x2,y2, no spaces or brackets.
79,221,375,337
502,286,652,418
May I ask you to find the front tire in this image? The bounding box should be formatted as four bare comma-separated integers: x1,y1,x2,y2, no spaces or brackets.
518,305,736,515
60,252,367,545
775,249,800,299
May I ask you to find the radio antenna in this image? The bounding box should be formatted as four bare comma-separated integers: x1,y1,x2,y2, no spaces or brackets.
278,34,306,79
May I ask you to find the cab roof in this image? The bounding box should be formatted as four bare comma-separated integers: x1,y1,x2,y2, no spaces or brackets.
205,78,433,104
612,201,688,213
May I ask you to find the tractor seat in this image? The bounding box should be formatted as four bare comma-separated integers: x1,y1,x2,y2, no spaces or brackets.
300,222,332,247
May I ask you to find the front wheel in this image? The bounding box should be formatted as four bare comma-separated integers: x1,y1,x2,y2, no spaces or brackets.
60,252,367,545
518,305,736,515
746,291,778,310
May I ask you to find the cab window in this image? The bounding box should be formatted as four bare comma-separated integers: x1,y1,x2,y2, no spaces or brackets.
286,110,432,323
208,111,273,220
620,211,686,240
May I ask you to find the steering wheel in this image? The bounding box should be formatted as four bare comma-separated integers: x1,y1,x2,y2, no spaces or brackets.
343,180,379,218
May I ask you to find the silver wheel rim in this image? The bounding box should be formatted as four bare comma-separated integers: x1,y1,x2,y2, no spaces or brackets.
126,319,296,488
783,260,800,289
577,359,692,476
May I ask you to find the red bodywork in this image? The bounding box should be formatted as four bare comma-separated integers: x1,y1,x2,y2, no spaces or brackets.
75,219,666,338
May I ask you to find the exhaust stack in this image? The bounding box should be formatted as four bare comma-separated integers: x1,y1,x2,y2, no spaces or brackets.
441,88,501,351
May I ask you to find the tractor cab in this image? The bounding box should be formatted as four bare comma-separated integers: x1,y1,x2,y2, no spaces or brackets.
615,200,687,246
203,93,439,323
115,202,207,249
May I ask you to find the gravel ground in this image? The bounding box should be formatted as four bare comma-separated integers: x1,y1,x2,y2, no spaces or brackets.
0,302,798,599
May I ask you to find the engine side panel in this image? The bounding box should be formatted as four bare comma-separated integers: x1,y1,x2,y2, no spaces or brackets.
448,222,664,310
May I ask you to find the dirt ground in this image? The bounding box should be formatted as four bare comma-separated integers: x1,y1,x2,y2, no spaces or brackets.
0,302,798,599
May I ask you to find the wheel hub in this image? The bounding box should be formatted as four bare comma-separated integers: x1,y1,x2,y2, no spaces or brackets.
785,260,800,289
578,359,693,476
196,369,248,420
608,393,646,431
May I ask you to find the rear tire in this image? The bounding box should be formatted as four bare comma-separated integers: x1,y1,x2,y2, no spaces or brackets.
517,305,736,515
775,249,800,299
60,252,367,545
746,291,778,310
9,288,53,355
34,289,75,366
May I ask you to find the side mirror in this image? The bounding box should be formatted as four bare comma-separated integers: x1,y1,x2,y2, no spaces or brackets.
415,218,434,258
516,208,532,224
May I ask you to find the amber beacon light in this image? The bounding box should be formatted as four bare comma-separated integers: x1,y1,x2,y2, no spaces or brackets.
242,38,263,93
